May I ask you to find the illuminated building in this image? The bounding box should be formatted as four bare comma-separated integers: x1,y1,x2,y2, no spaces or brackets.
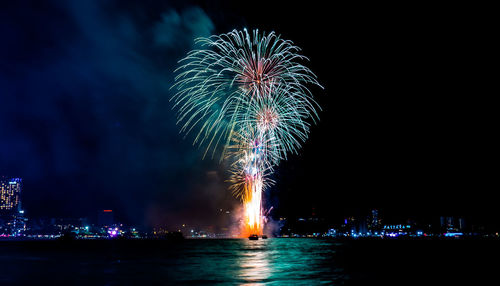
0,177,22,212
1,177,26,235
370,209,380,228
344,217,357,235
440,216,466,232
367,209,381,234
458,218,466,230
383,224,412,237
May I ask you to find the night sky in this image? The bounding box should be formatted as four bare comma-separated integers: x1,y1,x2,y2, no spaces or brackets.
1,1,495,228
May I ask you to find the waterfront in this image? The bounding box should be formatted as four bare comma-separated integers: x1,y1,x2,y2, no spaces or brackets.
1,238,498,285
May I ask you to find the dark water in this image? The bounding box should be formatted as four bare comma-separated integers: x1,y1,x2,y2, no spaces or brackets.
0,238,498,285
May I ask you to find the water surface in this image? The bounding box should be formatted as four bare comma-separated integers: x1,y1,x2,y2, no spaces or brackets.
0,238,497,285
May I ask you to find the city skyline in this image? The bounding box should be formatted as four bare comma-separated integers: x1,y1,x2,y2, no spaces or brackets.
2,175,496,236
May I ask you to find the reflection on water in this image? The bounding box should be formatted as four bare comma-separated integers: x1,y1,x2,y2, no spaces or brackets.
235,239,342,285
2,238,495,284
239,240,271,284
0,238,343,285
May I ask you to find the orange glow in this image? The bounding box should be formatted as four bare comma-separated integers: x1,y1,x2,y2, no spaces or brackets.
241,176,263,237
103,210,113,212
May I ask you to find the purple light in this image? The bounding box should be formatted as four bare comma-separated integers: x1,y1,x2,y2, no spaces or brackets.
108,228,118,237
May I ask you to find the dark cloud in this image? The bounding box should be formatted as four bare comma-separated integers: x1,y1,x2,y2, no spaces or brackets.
153,7,214,48
0,0,230,227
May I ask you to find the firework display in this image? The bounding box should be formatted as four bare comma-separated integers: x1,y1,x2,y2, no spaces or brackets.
172,29,321,236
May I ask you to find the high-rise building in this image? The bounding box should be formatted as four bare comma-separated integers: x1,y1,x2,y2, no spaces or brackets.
0,177,22,212
1,177,25,235
439,216,465,232
367,209,381,234
458,218,466,231
371,209,379,227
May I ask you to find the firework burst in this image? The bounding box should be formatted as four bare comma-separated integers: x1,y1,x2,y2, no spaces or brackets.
172,29,322,236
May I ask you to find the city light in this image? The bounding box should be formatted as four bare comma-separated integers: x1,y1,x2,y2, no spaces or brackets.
1,177,498,240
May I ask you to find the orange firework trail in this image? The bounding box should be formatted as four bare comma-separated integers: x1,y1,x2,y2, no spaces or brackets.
172,29,322,237
242,178,263,236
